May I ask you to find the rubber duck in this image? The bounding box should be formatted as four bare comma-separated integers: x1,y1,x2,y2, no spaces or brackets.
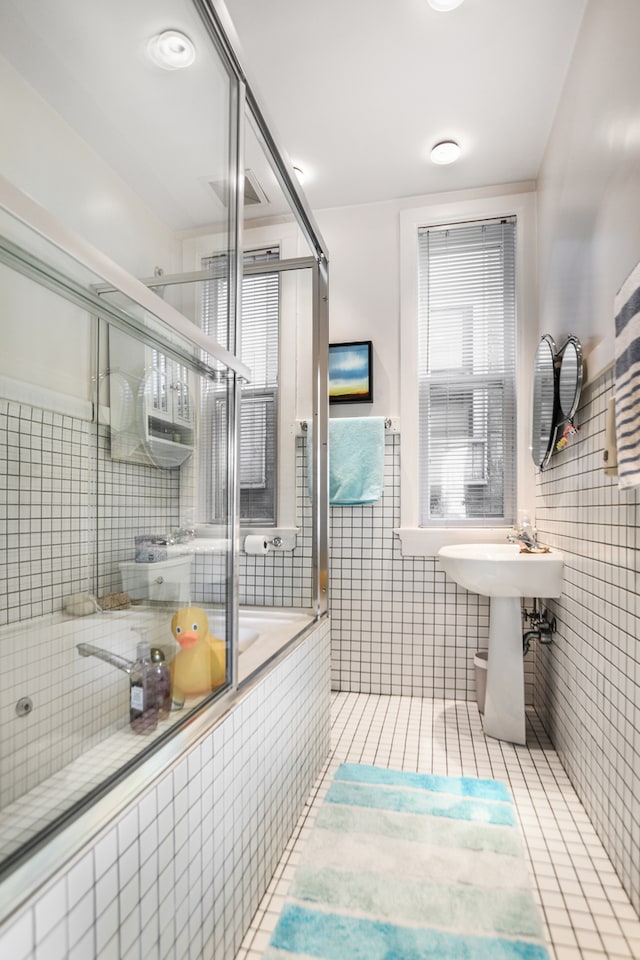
169,606,226,700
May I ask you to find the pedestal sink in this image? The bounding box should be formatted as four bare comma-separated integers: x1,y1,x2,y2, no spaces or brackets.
437,543,564,745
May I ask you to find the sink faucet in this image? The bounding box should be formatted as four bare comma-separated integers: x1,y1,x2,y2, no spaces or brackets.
507,524,538,550
170,526,195,543
77,643,134,674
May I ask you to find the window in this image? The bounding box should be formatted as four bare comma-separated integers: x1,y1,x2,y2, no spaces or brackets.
417,219,517,526
200,248,280,525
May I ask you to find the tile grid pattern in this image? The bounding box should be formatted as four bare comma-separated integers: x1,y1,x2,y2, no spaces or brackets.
0,402,181,627
0,406,313,629
329,433,537,702
0,399,314,881
0,619,331,960
534,368,640,918
194,439,314,608
237,691,640,960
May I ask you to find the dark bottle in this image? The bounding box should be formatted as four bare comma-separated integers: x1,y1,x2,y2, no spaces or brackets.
130,640,158,734
150,647,171,720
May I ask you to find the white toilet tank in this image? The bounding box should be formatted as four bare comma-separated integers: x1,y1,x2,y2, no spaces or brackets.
119,555,193,604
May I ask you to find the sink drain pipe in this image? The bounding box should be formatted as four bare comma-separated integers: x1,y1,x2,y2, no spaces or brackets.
523,598,556,655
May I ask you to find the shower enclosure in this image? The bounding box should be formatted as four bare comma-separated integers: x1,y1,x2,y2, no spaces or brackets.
0,0,329,914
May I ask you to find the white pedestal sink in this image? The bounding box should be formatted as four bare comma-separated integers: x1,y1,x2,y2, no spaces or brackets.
437,543,563,745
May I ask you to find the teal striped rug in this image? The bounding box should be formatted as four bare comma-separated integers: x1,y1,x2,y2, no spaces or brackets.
265,763,550,960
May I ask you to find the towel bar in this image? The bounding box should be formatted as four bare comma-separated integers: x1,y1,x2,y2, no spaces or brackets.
300,417,394,432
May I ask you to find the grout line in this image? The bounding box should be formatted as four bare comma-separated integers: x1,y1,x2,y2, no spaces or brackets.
239,692,640,960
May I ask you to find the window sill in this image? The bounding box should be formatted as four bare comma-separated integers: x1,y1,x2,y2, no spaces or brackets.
394,526,512,558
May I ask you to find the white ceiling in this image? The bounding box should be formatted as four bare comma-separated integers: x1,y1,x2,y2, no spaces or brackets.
224,0,588,210
0,0,588,229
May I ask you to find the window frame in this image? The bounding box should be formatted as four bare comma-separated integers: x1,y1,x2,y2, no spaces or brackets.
200,247,281,527
417,217,517,528
181,221,302,540
397,190,537,557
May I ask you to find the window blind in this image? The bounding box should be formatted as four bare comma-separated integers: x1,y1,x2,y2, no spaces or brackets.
417,218,516,526
200,248,280,524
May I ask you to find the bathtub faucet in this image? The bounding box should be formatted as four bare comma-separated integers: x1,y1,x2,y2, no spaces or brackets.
77,643,134,675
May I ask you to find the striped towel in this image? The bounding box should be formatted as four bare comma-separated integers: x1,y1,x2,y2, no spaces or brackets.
615,259,640,489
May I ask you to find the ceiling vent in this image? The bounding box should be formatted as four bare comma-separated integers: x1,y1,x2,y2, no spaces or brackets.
208,169,268,208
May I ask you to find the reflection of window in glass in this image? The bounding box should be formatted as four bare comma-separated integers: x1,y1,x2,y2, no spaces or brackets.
200,248,279,524
417,219,516,525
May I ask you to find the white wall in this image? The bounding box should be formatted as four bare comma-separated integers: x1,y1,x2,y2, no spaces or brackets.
0,55,180,403
317,181,538,423
537,0,640,379
317,201,401,420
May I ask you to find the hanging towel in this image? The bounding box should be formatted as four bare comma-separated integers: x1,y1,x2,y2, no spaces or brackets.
614,259,640,489
329,416,385,505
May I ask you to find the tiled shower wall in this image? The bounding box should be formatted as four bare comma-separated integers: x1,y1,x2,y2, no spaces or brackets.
0,401,314,627
329,433,536,703
0,401,180,627
534,367,640,916
0,618,331,960
193,439,314,608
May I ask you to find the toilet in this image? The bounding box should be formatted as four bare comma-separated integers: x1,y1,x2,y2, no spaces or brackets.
119,555,193,604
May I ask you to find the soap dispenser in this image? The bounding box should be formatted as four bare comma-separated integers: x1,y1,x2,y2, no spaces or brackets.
130,639,158,734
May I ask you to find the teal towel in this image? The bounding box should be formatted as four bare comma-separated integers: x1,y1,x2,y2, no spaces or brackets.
329,417,384,505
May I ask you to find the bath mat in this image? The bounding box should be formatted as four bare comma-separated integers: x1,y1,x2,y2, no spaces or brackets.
264,763,550,960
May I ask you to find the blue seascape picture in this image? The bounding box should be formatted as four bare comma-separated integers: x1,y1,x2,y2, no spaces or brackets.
328,340,373,403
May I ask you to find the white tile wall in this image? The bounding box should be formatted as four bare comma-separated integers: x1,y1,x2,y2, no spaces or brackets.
192,439,314,608
328,433,536,702
0,402,181,626
0,619,331,960
534,367,640,917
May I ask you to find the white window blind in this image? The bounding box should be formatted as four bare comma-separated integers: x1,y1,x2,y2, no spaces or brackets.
417,218,516,526
200,248,280,524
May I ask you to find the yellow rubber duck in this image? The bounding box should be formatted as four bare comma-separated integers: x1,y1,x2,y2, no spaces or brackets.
169,606,226,700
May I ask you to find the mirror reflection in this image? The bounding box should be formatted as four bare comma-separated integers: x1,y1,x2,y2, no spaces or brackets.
531,335,557,469
531,333,583,470
558,335,583,423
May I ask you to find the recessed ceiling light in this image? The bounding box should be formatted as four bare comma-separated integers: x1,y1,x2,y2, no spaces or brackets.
428,0,465,11
147,30,196,70
430,140,462,165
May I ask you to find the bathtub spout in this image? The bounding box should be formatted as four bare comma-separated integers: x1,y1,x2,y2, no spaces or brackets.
77,643,134,675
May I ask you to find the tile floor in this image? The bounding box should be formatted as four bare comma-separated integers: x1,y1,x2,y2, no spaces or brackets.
237,692,640,960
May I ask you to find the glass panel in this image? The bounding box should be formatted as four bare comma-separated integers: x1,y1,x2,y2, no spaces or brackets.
0,0,240,880
0,0,329,890
200,248,279,524
0,0,235,236
0,250,236,879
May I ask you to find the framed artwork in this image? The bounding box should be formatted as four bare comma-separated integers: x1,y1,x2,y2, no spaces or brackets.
328,340,373,403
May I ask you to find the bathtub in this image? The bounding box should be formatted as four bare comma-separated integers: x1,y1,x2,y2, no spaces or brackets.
0,604,314,870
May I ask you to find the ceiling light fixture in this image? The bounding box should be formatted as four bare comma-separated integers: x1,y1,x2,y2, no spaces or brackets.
430,140,462,165
147,30,196,70
427,0,465,11
292,166,305,186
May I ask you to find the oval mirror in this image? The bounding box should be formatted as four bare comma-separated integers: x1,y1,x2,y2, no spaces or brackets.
531,334,558,469
557,335,583,422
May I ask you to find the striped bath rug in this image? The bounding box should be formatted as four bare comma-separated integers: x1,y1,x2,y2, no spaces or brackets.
265,763,550,960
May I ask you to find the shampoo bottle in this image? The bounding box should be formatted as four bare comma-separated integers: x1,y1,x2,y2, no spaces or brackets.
150,647,171,720
130,640,158,734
